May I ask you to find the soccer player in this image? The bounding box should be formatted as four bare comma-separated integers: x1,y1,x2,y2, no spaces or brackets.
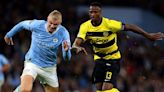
4,10,71,92
0,53,10,91
72,2,164,92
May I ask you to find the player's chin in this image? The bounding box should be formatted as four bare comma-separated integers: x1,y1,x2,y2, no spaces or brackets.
90,17,95,20
49,28,56,32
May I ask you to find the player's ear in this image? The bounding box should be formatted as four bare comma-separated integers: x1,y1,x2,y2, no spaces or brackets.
47,16,49,20
60,19,62,23
59,15,62,23
47,16,51,21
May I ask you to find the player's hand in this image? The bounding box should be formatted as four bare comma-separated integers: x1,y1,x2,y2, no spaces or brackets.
63,41,69,51
147,32,164,41
71,46,88,55
4,36,14,45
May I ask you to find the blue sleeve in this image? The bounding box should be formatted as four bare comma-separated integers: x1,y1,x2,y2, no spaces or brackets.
62,30,71,61
6,20,34,38
0,55,9,65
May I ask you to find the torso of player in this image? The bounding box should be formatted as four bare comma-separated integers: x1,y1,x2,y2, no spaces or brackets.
32,24,63,51
26,21,65,67
80,17,122,60
86,25,118,54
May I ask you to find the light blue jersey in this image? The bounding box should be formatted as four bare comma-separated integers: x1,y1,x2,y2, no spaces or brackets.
0,54,9,81
6,20,71,67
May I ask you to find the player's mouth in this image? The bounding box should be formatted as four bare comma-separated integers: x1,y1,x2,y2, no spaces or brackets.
90,16,97,19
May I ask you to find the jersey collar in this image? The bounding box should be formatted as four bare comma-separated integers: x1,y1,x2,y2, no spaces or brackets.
45,23,61,35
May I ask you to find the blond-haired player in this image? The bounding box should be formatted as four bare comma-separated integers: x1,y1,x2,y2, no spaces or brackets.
4,10,71,92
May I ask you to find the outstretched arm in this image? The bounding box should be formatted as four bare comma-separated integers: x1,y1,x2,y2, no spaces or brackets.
4,20,34,45
125,24,164,41
72,37,88,55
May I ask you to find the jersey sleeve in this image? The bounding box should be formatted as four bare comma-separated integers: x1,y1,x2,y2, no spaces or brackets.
62,29,71,61
6,20,36,38
0,55,9,65
77,23,88,41
108,19,124,33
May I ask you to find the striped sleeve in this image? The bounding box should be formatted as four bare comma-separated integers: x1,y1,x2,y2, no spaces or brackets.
77,23,88,41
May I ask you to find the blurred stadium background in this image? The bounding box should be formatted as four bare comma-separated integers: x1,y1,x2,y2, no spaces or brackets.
0,0,164,92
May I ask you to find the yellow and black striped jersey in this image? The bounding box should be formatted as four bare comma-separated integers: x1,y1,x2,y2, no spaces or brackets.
77,17,124,60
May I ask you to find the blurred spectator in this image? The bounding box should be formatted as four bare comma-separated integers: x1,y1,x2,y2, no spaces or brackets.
0,53,10,92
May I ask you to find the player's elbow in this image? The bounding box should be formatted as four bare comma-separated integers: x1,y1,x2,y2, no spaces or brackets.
125,24,138,31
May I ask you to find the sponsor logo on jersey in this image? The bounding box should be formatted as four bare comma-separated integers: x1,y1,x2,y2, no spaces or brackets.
103,31,109,37
91,39,109,43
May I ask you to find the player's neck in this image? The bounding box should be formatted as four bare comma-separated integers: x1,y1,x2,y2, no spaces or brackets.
91,17,102,27
49,29,56,34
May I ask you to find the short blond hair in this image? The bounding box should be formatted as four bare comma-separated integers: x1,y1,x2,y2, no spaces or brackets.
49,10,62,22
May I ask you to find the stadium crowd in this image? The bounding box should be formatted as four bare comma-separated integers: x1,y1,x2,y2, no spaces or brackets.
0,0,164,92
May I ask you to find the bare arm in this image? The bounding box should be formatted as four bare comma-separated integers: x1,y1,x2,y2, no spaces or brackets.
72,38,87,55
73,37,84,47
125,24,164,41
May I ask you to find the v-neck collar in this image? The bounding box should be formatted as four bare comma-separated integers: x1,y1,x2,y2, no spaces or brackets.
91,17,103,27
45,23,60,35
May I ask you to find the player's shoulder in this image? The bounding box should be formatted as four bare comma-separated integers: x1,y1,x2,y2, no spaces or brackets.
103,17,109,20
59,25,67,30
104,17,121,23
23,19,46,28
58,25,69,33
57,25,70,37
80,20,91,27
102,17,113,22
31,19,46,26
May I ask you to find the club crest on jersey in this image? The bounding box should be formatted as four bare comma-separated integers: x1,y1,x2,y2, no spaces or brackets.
53,38,58,42
103,31,109,37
